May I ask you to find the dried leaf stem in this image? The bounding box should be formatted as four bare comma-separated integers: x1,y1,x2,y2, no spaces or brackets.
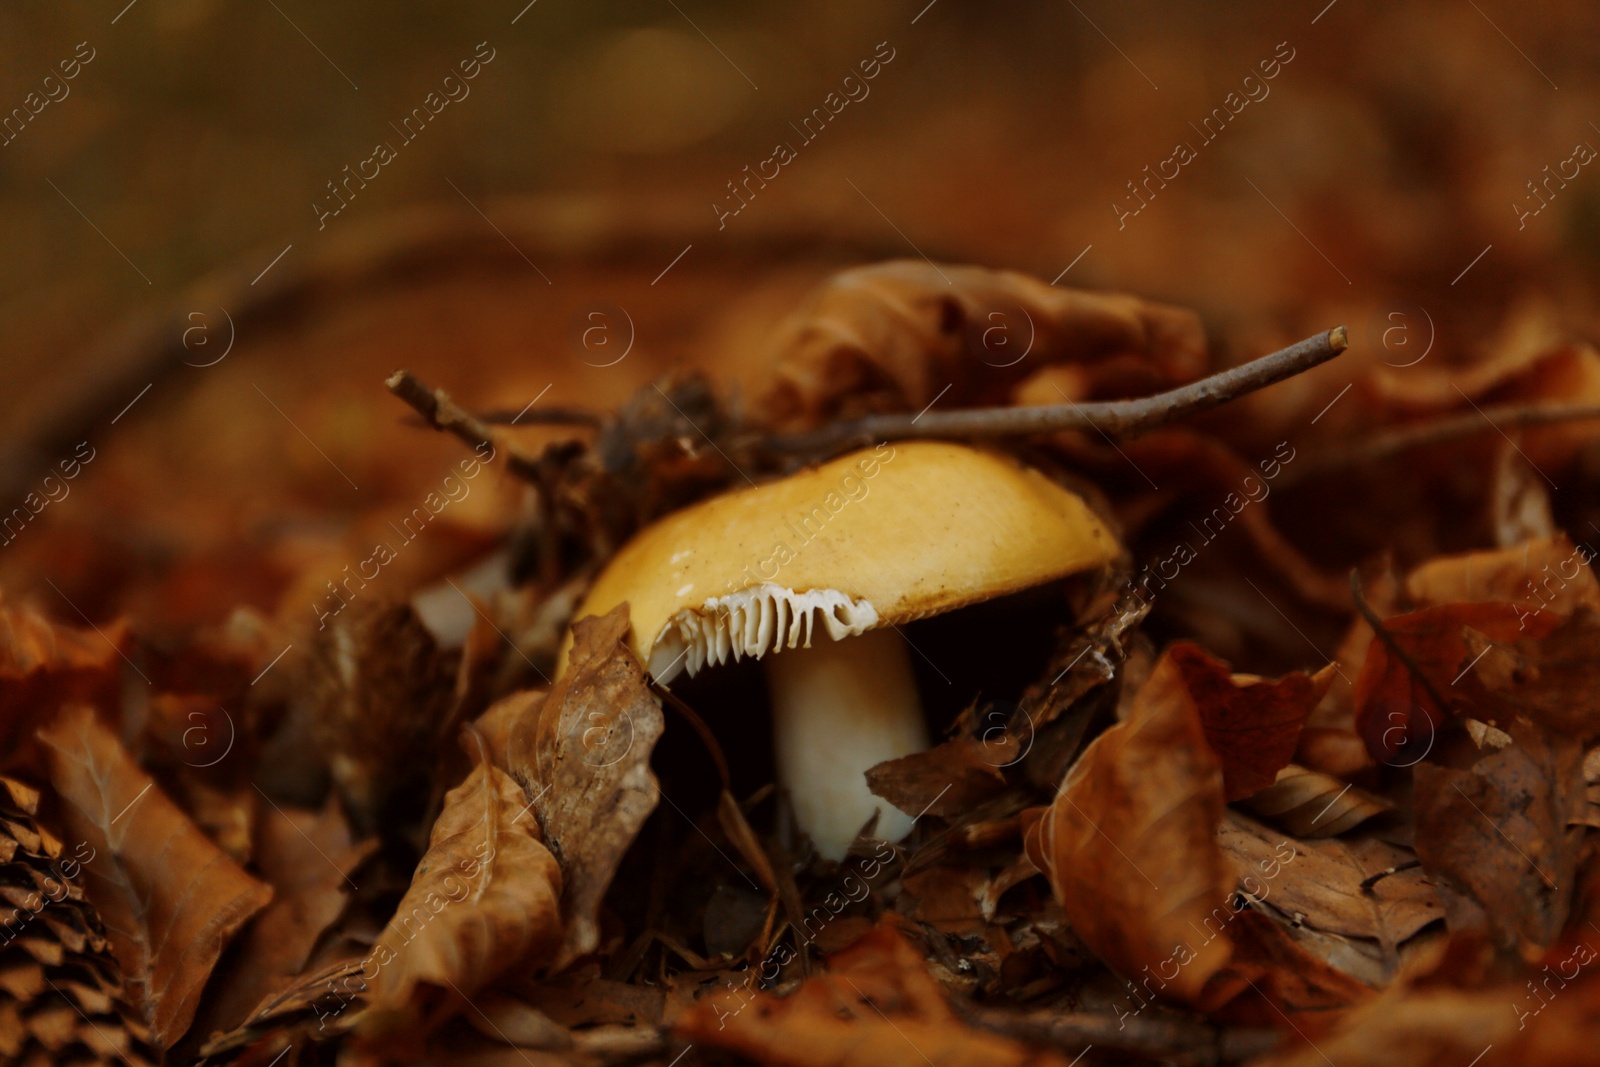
770,326,1347,454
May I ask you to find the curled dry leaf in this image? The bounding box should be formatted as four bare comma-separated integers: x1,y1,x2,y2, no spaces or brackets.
1240,765,1392,838
1413,722,1586,957
1171,642,1335,803
756,259,1206,431
510,604,664,971
1404,536,1600,613
1023,643,1233,1003
0,596,125,775
355,732,563,1039
677,919,1079,1067
198,799,376,1037
37,704,272,1049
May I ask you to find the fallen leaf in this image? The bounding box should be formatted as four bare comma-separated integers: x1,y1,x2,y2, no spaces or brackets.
1413,722,1586,957
510,604,664,971
197,800,376,1037
355,731,564,1038
1240,765,1393,838
305,601,459,834
37,704,272,1048
1202,908,1375,1023
1024,644,1233,1002
867,737,1007,820
0,596,125,775
756,260,1206,431
1405,536,1599,614
1170,642,1334,803
677,919,1078,1066
1352,601,1556,764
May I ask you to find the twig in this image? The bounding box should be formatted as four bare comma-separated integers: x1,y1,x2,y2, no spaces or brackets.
385,369,542,480
1283,401,1600,486
769,326,1347,454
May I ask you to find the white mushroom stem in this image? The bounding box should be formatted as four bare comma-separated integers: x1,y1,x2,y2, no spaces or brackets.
765,627,928,862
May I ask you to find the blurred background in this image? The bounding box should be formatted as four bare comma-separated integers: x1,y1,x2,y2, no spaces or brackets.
3,0,1598,638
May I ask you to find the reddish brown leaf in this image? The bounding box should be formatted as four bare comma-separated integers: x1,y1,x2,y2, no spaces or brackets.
1024,644,1233,1003
38,704,272,1048
1352,601,1556,764
1169,642,1334,803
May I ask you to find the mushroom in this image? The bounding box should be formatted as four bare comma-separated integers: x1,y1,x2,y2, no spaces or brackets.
558,440,1118,860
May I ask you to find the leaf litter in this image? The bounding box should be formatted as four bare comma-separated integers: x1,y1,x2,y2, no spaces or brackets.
8,259,1600,1066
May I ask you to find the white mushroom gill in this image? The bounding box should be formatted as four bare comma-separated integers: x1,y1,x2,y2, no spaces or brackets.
647,583,879,682
648,584,925,861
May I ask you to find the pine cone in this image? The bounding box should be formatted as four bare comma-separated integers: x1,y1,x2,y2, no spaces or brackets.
0,776,159,1067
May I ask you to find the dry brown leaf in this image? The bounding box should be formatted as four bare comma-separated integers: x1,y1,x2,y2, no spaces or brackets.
866,736,1008,820
1023,644,1233,1003
1405,536,1599,613
756,259,1206,430
677,919,1077,1066
1202,908,1375,1023
354,732,563,1039
510,604,664,971
37,704,272,1048
1171,642,1334,803
305,601,459,835
0,596,125,775
1218,813,1441,949
197,799,375,1037
1414,721,1586,957
1240,765,1393,838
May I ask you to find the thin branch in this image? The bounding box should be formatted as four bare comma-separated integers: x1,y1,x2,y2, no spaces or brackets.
769,326,1347,454
1283,401,1600,486
385,369,542,480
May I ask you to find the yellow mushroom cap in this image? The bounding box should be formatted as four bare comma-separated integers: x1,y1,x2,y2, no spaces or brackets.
561,440,1119,681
